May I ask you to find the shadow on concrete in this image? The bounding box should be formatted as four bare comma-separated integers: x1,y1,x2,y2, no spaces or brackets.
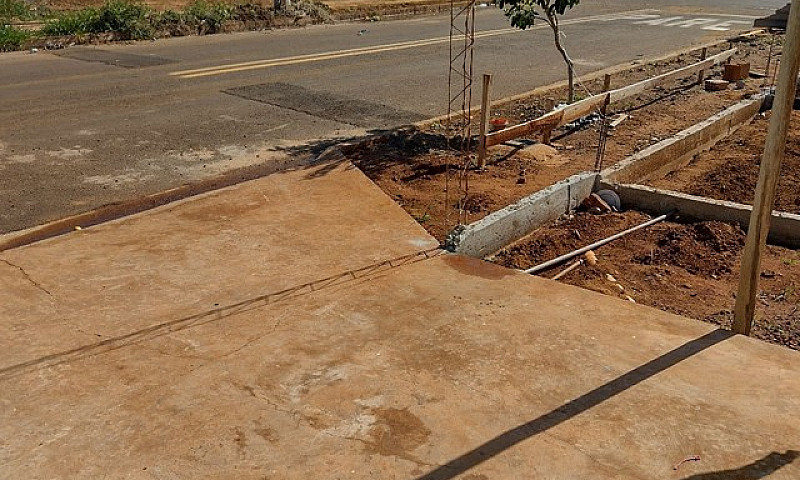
414,328,734,480
679,450,800,480
0,248,442,382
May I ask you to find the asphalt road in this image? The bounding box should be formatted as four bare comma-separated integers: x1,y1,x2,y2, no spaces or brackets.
0,0,785,232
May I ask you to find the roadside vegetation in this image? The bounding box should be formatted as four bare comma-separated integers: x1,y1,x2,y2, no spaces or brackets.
1,0,331,51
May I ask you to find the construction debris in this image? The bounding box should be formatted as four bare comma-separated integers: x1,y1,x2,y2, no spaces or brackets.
582,193,613,214
609,113,630,129
705,79,730,91
723,63,751,82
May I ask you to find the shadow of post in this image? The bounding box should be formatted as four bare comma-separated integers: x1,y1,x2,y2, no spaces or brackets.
680,450,800,480
415,329,734,480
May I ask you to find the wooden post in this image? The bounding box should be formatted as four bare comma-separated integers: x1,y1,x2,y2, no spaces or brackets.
733,3,800,335
764,33,775,89
542,129,552,145
600,74,612,115
477,73,493,169
697,47,707,85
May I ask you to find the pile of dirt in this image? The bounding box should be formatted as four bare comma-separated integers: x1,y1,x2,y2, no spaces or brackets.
492,211,800,351
651,110,800,214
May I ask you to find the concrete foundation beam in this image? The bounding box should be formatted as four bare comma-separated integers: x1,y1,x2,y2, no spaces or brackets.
599,182,800,249
446,172,599,257
602,96,764,184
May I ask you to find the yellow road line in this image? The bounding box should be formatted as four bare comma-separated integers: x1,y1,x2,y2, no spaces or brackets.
170,10,656,79
171,34,467,76
173,29,511,78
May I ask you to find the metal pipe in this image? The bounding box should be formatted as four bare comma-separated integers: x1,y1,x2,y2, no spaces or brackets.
524,213,670,275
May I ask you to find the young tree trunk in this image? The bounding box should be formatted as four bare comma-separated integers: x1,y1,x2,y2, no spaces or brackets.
546,12,575,103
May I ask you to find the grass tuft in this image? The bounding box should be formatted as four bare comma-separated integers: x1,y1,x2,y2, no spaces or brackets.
0,24,30,51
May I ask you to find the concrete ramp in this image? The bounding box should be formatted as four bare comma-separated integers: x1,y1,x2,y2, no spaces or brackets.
0,162,799,479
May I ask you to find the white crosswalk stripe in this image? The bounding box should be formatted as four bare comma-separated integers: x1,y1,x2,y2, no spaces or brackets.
632,15,753,31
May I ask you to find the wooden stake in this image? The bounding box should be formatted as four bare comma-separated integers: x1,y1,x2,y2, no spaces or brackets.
477,73,493,169
733,4,800,335
542,129,552,145
698,47,708,85
602,74,612,93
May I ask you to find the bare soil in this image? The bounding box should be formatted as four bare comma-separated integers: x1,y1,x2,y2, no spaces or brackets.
354,36,777,241
650,110,800,214
491,211,800,351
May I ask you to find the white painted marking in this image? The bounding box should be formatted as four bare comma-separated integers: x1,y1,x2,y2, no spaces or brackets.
703,20,752,31
600,13,660,22
632,14,755,31
665,18,717,28
635,16,685,26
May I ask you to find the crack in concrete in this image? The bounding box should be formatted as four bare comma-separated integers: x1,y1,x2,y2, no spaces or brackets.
0,258,52,296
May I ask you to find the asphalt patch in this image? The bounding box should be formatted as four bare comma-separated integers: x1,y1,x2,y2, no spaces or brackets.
224,82,428,128
55,49,175,68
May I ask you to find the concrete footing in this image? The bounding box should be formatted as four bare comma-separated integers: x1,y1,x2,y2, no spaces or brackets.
599,182,800,249
446,172,598,257
602,96,764,184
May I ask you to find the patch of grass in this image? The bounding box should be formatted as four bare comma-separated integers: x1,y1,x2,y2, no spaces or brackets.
413,211,431,224
183,1,232,33
0,24,30,51
1,0,332,51
290,0,332,22
1,0,25,19
41,1,152,39
41,8,100,36
783,258,799,266
95,0,153,39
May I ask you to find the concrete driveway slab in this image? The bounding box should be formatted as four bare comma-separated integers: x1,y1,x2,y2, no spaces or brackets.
0,161,437,368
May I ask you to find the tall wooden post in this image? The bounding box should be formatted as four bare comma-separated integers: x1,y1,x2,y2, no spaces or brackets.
602,73,612,93
477,73,493,169
698,47,708,85
733,3,800,335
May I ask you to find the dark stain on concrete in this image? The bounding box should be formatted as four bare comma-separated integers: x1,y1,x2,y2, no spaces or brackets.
443,254,514,280
367,407,430,458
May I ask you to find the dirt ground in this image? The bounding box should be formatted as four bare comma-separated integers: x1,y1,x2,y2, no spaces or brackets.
354,36,778,241
491,211,800,351
650,110,800,214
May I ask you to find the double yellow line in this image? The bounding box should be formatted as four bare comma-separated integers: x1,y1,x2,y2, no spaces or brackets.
170,10,653,79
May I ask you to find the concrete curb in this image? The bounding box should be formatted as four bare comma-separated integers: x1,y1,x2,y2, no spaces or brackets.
446,172,598,257
602,95,765,184
0,155,308,252
599,182,800,249
0,126,407,252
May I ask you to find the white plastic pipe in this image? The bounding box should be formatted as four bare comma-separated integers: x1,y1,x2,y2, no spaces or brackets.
524,213,670,275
